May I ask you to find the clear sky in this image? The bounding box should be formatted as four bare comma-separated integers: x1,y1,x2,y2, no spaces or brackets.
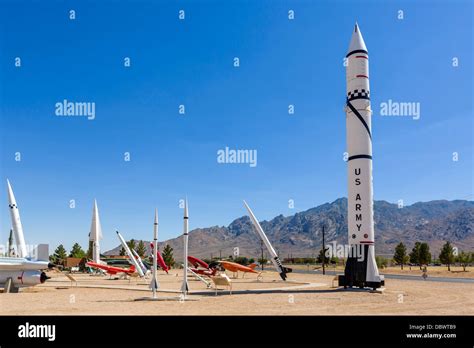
0,0,472,252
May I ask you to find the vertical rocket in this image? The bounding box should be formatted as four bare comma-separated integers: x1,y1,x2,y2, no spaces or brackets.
339,23,384,289
180,199,189,294
6,180,28,258
243,201,292,280
89,200,103,264
150,208,159,295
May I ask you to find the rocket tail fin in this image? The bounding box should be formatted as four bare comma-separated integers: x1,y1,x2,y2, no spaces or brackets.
279,267,292,281
248,263,258,270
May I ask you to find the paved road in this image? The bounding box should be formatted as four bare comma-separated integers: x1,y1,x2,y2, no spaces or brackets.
291,268,474,284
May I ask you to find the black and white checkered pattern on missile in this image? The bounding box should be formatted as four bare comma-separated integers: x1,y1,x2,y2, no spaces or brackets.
347,89,370,101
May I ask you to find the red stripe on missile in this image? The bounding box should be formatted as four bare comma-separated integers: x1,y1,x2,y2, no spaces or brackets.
356,75,369,78
355,56,368,59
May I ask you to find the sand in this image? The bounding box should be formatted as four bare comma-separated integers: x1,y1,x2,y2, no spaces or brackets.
1,269,473,315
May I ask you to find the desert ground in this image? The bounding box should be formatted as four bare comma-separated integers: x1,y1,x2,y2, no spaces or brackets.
1,268,473,315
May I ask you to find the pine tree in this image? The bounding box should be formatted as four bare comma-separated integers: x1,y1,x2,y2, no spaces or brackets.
119,247,126,256
162,244,175,268
52,244,68,265
87,240,93,259
127,239,136,251
316,247,330,265
7,229,14,256
393,242,407,269
136,240,146,257
439,241,455,271
456,251,471,272
69,243,86,258
409,242,421,269
419,242,431,267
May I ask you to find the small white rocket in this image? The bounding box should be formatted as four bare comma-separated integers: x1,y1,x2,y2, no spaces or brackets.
89,200,103,264
339,23,384,289
116,231,145,278
243,201,292,281
180,199,189,295
150,208,159,295
6,179,28,258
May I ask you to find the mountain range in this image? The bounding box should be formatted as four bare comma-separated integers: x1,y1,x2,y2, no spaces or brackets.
105,198,474,260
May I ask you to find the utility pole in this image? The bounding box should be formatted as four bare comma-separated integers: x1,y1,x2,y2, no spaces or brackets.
322,225,326,275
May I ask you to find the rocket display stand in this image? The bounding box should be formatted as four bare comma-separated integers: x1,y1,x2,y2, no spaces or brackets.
338,246,385,290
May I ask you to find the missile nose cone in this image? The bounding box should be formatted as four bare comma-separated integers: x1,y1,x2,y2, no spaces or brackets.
347,22,367,54
6,179,15,203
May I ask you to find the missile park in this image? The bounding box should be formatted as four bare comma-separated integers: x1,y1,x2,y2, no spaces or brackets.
0,1,472,346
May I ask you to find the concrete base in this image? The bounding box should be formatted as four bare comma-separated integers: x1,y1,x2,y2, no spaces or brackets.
369,287,385,294
134,295,200,302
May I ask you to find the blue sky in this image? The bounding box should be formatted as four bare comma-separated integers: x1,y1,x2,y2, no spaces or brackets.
0,0,472,252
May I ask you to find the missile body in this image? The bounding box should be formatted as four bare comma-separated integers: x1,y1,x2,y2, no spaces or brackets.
243,201,292,281
180,199,189,294
340,23,383,289
150,209,159,294
89,200,103,264
131,248,148,274
116,231,145,277
6,180,28,258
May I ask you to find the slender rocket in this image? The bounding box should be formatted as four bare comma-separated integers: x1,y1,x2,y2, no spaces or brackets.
339,23,384,289
150,208,159,295
89,200,103,264
116,231,145,277
243,201,292,281
7,180,28,258
180,199,189,294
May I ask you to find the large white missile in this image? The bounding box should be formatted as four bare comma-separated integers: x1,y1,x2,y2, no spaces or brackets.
116,231,145,278
339,23,383,289
180,199,189,294
89,200,103,264
6,180,28,258
243,201,292,281
150,208,159,295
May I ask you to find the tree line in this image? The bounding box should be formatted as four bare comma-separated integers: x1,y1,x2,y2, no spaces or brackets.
49,240,176,268
393,241,473,271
